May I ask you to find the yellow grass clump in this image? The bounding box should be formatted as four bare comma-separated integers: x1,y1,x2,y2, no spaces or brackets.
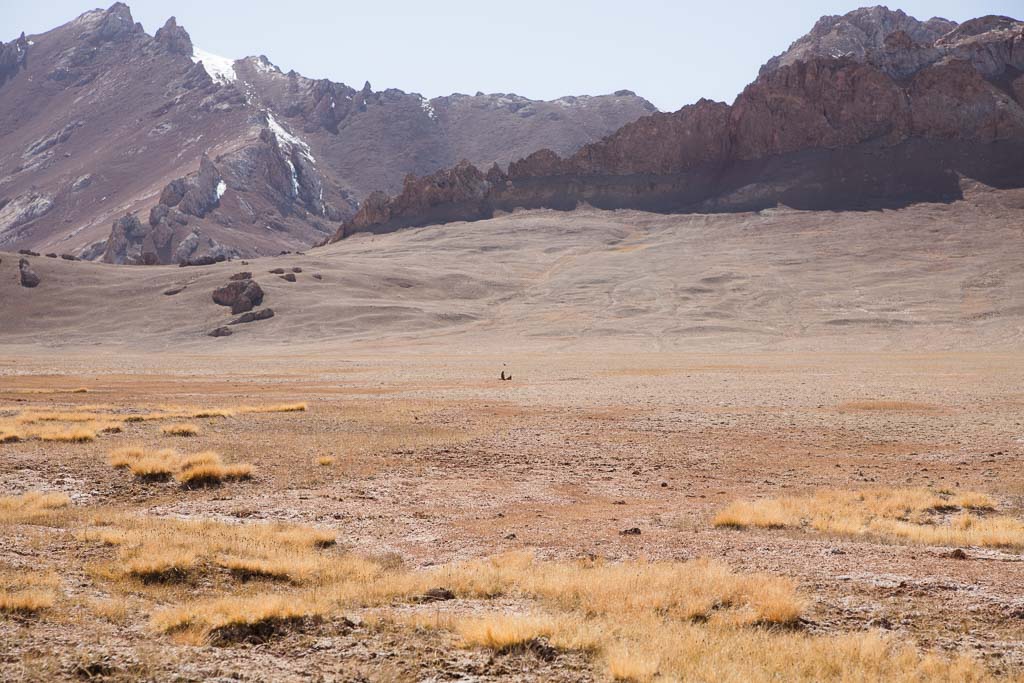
238,402,307,414
0,491,72,525
82,515,337,591
36,426,97,442
1,418,121,443
316,456,336,466
15,411,100,424
177,462,253,488
713,488,1024,549
152,594,325,645
107,447,252,486
0,425,23,444
188,408,235,419
161,423,200,437
838,400,939,412
0,569,59,616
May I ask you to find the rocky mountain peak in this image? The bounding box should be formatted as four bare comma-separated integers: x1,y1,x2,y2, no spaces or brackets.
86,2,144,44
154,16,193,56
761,5,957,74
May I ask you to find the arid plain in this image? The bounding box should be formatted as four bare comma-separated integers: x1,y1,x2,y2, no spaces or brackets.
3,188,1024,681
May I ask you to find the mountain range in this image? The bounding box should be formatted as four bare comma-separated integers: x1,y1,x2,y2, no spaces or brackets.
3,5,1023,264
0,3,653,263
333,7,1024,239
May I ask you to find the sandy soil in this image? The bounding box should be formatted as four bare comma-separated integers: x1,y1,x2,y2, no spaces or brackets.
2,190,1024,680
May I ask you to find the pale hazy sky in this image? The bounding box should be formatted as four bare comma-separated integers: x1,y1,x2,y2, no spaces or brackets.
7,1,1022,111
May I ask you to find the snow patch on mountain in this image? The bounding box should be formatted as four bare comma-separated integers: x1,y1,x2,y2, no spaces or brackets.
191,47,237,85
419,96,437,121
265,112,314,161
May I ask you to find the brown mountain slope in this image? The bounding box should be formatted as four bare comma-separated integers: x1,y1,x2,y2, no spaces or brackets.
333,8,1024,239
0,4,654,263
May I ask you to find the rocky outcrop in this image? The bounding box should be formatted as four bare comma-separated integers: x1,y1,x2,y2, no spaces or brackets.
154,17,193,56
18,258,39,288
761,7,957,74
212,279,264,314
101,213,154,265
0,32,30,87
229,308,274,325
0,193,55,245
332,11,1024,240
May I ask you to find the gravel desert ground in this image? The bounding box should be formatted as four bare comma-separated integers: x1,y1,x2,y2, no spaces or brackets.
2,188,1024,680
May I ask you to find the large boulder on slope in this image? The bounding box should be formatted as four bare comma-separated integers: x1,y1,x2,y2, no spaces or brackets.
212,279,264,314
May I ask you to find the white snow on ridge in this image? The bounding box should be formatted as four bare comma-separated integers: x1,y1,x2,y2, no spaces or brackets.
419,96,437,121
264,111,314,161
216,180,227,200
191,47,237,85
250,56,280,75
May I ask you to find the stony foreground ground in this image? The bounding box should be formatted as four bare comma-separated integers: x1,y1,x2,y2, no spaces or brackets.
1,349,1023,681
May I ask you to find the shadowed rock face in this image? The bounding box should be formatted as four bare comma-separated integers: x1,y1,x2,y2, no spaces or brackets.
0,3,655,263
331,10,1024,241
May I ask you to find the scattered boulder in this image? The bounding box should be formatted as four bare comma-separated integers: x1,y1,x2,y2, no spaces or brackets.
280,273,296,282
311,272,323,280
229,271,252,281
45,253,57,258
268,268,285,274
17,249,39,256
949,548,968,560
18,258,39,288
212,279,264,314
179,254,226,267
619,527,642,536
208,327,233,337
163,286,186,296
291,266,303,273
60,253,79,261
229,308,274,325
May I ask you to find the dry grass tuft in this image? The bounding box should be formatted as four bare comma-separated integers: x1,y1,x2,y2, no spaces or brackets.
128,451,181,481
0,491,72,525
316,456,336,466
838,400,940,411
714,488,1024,549
108,447,148,468
238,402,307,414
15,411,100,424
36,426,97,442
161,423,199,437
152,594,324,645
1,416,121,443
0,569,59,616
122,551,197,584
455,614,563,653
107,448,252,486
0,426,22,444
188,408,235,419
177,462,253,488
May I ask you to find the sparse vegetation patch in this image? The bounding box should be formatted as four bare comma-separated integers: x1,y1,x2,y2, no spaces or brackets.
714,488,1024,549
161,423,199,437
107,447,253,486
